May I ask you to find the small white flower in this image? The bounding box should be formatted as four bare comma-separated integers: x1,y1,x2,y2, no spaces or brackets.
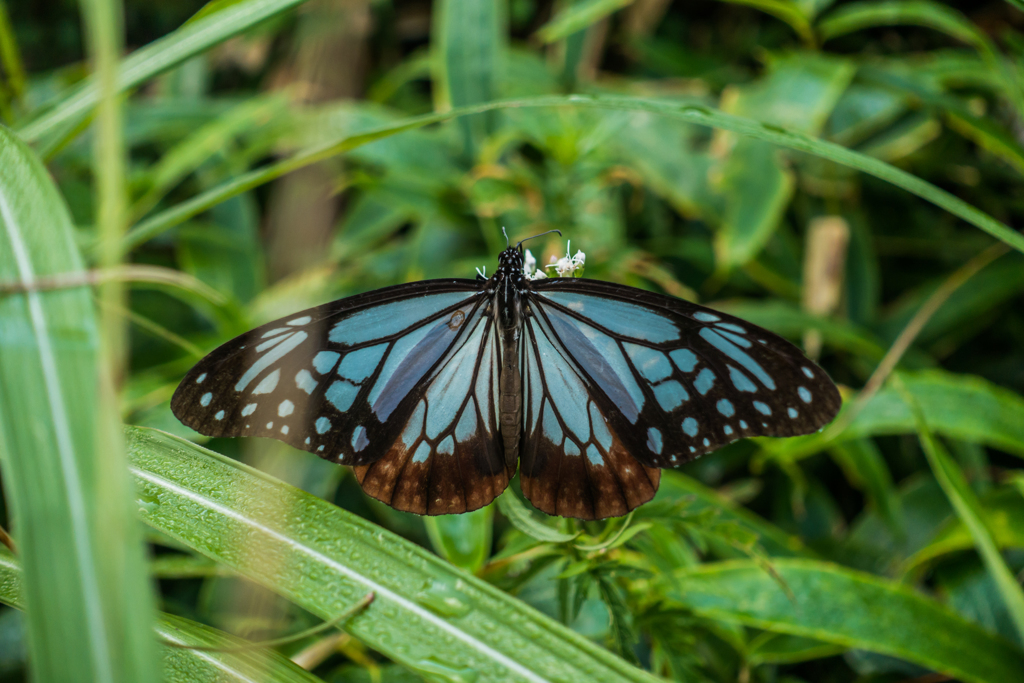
523,249,548,280
545,240,586,278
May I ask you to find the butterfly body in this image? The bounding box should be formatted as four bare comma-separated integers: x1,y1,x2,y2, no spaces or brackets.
172,245,841,519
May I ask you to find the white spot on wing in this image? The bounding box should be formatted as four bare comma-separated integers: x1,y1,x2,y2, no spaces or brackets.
288,316,312,326
236,332,308,391
242,403,256,416
200,392,212,407
278,400,294,417
252,368,281,395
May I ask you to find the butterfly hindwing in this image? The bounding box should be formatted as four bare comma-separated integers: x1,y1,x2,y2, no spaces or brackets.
518,310,661,520
526,278,842,470
354,301,509,514
171,281,494,470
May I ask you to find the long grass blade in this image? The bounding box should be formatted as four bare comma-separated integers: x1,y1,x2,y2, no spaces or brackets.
894,375,1024,644
0,126,159,681
17,0,312,143
126,426,661,683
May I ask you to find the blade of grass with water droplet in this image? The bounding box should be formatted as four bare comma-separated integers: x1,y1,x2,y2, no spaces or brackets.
126,426,662,683
0,550,329,683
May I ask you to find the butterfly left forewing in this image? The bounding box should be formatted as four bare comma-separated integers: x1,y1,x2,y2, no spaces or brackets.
171,281,488,468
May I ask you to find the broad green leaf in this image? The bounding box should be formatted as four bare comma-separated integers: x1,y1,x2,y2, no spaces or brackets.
714,0,814,44
747,632,845,664
819,1,994,51
0,126,160,682
609,109,718,221
905,489,1024,572
126,426,661,683
0,550,327,683
497,488,579,544
535,0,635,44
828,83,908,146
900,380,1024,642
724,52,857,136
120,95,1024,256
425,506,495,573
17,0,313,143
760,370,1024,465
818,1,1024,116
714,139,794,269
667,559,1024,683
657,472,812,558
433,0,505,155
712,52,855,266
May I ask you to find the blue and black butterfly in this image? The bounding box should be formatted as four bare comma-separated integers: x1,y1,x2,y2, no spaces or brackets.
172,237,841,519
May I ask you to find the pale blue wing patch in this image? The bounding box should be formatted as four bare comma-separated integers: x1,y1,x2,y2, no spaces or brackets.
537,291,679,342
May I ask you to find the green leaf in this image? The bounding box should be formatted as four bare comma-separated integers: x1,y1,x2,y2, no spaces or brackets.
0,550,328,683
667,559,1024,683
761,370,1024,465
433,0,505,155
905,488,1024,572
126,426,661,683
818,1,1024,117
497,488,579,544
747,632,845,665
535,0,635,44
713,0,814,44
714,139,794,268
120,95,1024,256
819,1,993,50
724,52,857,136
657,472,813,558
424,506,495,573
0,126,160,682
897,378,1024,643
17,0,312,143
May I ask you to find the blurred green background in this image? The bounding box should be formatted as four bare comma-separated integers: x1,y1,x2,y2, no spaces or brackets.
1,0,1024,682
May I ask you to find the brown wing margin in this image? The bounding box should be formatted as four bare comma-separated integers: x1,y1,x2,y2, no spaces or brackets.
518,314,660,520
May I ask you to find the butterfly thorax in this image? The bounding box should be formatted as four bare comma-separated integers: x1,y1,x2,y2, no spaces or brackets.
491,247,528,473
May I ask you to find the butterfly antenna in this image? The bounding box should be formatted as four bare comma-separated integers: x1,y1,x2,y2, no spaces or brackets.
502,226,509,247
515,229,562,250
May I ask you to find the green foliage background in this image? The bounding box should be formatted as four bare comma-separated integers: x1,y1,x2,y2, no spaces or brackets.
0,0,1023,681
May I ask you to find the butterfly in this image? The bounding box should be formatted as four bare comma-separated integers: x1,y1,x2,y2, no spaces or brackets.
172,237,841,520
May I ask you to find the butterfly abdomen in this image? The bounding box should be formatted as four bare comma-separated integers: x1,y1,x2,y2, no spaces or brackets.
498,327,521,474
